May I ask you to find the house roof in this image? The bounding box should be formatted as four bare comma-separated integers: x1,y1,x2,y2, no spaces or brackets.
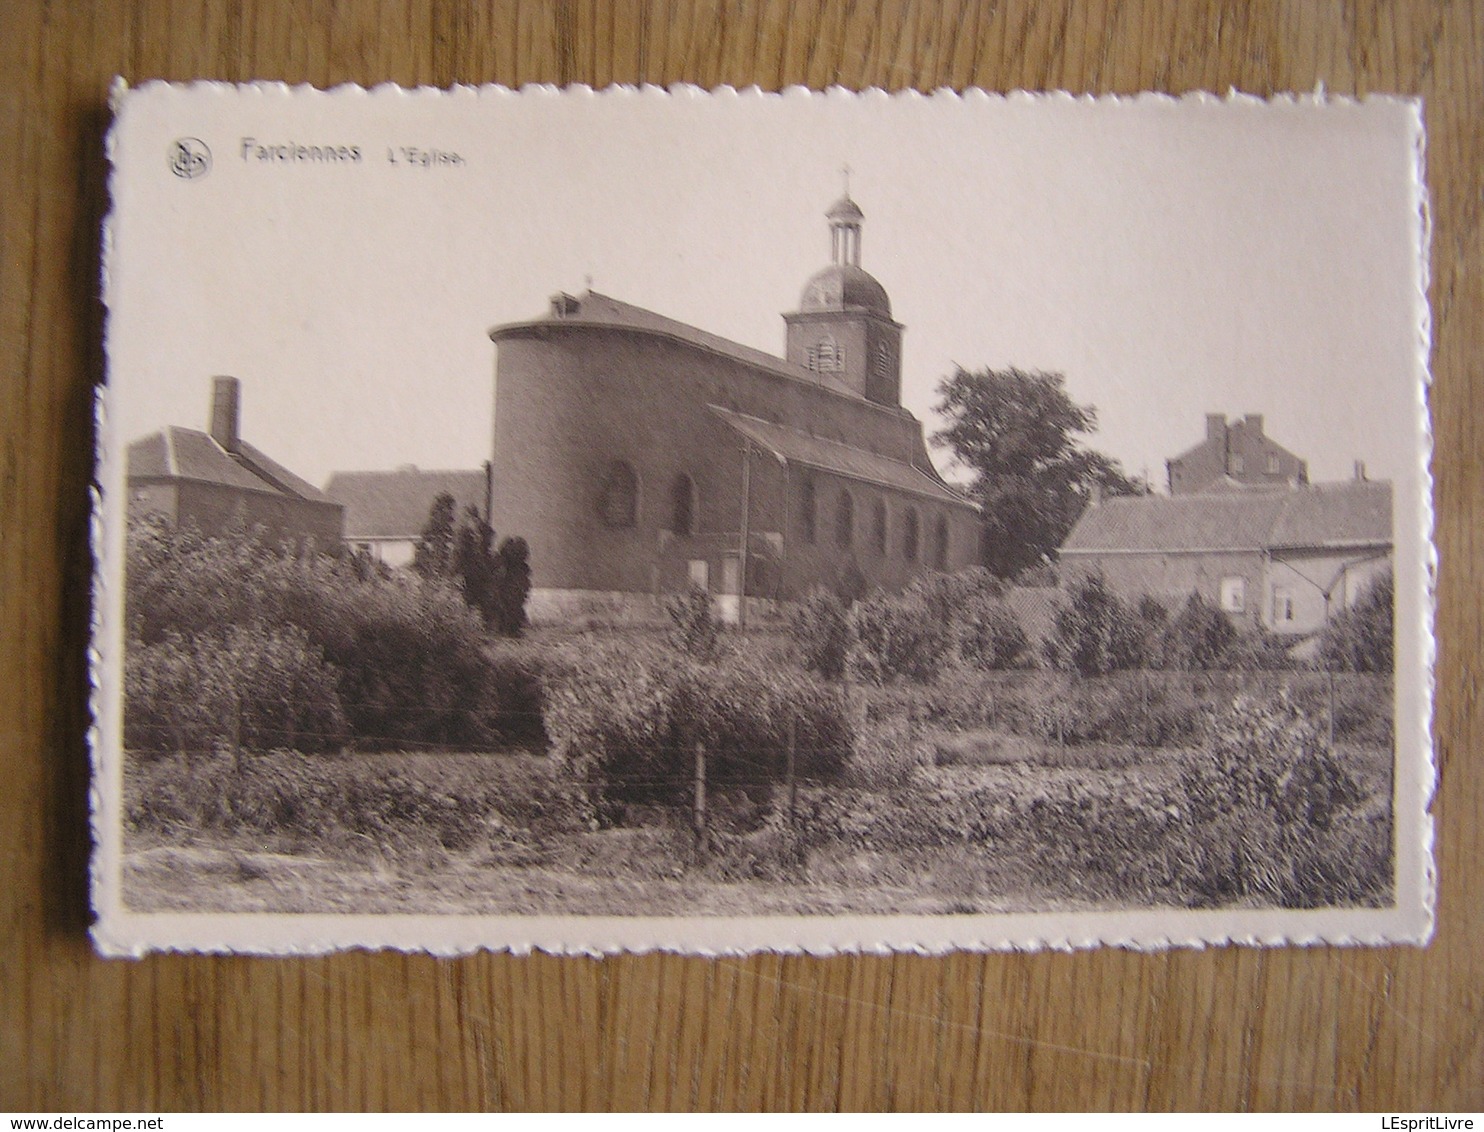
127,427,335,504
491,290,863,400
1266,479,1392,549
1061,480,1392,556
708,405,974,509
323,468,489,539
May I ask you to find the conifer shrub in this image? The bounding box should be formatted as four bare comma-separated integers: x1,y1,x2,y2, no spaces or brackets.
1160,592,1238,671
664,585,723,660
787,586,852,680
1045,572,1145,676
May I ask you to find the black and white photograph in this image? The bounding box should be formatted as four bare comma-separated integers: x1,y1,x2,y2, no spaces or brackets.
93,84,1433,954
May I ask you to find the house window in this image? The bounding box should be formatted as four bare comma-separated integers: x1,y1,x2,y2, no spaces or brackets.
599,460,639,528
1219,575,1246,614
688,559,710,591
932,515,949,570
670,472,697,535
1230,455,1245,475
1266,453,1281,474
903,508,920,562
1272,587,1295,625
799,475,817,544
835,490,854,548
871,499,887,555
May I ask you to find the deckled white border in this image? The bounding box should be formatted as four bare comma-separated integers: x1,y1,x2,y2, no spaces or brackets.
91,81,1436,957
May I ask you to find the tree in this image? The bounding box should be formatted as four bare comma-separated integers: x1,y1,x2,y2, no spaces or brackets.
1318,570,1393,673
414,496,530,637
1045,572,1144,676
412,492,458,579
933,367,1146,577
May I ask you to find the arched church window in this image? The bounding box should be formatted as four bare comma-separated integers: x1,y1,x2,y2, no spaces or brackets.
871,499,887,555
799,475,817,544
599,460,639,528
903,508,920,562
835,490,854,548
671,472,697,535
932,515,949,569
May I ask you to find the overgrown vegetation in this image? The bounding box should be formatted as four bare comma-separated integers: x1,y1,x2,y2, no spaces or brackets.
125,520,1395,913
542,638,853,823
125,514,538,755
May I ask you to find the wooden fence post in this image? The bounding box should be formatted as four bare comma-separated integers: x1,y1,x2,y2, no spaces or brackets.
785,714,798,828
693,739,707,851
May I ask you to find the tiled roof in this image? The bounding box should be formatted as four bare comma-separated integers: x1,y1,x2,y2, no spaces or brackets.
324,468,488,539
493,290,860,400
1266,480,1392,548
1061,480,1392,556
127,427,333,503
708,406,974,508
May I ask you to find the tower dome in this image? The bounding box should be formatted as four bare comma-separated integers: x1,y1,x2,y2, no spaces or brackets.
798,192,892,318
799,263,892,318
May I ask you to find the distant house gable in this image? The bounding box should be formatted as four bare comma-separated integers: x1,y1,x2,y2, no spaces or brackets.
1166,413,1309,495
126,378,343,549
324,466,491,567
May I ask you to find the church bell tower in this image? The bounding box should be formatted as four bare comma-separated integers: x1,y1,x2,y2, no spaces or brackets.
784,189,904,407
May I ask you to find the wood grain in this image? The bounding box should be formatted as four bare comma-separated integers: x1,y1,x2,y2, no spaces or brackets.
2,0,1479,1111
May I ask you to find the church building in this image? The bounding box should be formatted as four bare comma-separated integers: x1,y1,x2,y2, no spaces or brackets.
487,194,982,621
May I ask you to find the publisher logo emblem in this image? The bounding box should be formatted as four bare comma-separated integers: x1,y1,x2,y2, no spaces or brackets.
169,137,211,180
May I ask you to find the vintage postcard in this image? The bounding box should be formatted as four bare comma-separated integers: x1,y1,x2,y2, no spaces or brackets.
92,83,1434,955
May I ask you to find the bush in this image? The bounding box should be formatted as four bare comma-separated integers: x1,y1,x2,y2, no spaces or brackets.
1160,592,1237,671
125,622,348,756
848,590,947,684
542,642,854,821
1045,573,1144,676
788,587,852,680
125,517,535,752
1172,692,1388,907
957,594,1029,670
665,585,723,659
1319,570,1394,673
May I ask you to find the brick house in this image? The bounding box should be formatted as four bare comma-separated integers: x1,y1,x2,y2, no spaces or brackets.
1167,413,1309,495
324,465,493,568
127,376,343,549
1059,477,1392,636
487,195,981,622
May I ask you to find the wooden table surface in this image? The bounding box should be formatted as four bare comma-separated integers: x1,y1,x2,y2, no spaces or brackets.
3,0,1480,1112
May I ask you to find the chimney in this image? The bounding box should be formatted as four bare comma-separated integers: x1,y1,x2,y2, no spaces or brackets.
1205,413,1226,441
210,376,241,453
1353,460,1367,481
1243,413,1264,435
1088,482,1103,507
